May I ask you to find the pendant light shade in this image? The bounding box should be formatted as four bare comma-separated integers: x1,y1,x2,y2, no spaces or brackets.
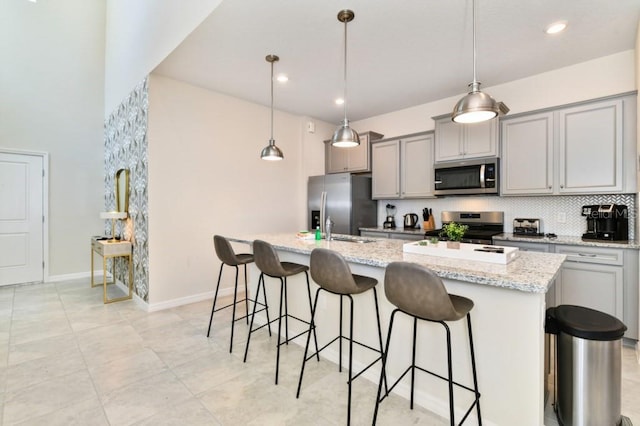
261,139,283,160
452,82,500,124
261,54,284,161
452,0,507,124
331,10,360,148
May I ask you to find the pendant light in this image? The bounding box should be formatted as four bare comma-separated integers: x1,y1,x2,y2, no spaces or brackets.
331,9,360,148
261,54,284,161
452,0,507,123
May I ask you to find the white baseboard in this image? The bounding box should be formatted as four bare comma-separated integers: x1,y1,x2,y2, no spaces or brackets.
145,287,234,312
47,271,235,314
636,340,640,364
47,271,94,282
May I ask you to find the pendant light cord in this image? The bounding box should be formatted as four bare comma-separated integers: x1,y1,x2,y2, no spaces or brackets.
342,18,348,122
472,0,477,85
270,59,274,141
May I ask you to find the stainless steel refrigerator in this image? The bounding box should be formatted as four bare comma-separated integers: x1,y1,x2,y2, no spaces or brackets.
308,173,377,236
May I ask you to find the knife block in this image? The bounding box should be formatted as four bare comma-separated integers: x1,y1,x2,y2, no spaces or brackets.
423,219,435,231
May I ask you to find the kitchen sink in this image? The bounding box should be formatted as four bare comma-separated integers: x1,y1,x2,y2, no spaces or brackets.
330,236,377,243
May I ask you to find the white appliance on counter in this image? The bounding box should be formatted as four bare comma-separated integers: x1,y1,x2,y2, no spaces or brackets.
308,173,377,236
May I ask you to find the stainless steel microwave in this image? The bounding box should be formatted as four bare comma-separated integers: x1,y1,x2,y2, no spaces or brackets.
434,158,499,196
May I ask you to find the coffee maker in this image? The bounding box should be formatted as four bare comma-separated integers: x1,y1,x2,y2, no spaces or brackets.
383,204,396,229
581,204,628,241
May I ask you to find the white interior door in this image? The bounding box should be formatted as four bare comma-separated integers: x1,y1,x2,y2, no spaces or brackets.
0,152,44,286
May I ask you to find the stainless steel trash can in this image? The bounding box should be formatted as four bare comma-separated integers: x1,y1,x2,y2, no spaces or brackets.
546,305,627,426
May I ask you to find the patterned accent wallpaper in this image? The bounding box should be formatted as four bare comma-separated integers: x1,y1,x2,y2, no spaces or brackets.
383,193,637,239
104,77,149,301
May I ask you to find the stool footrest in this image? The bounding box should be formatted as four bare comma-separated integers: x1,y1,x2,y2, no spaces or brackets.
248,313,314,341
379,363,481,424
232,305,268,323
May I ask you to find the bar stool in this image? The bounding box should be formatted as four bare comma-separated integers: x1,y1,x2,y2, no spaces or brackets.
243,239,319,385
373,261,481,425
207,235,270,353
297,248,387,425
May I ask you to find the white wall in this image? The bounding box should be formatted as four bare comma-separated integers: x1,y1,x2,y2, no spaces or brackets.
354,50,636,140
104,0,222,116
146,75,331,306
0,0,106,277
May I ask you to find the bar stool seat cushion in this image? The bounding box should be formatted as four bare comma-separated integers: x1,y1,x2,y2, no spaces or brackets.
214,235,254,266
384,261,473,322
279,261,309,277
234,253,254,265
310,248,377,295
253,240,308,278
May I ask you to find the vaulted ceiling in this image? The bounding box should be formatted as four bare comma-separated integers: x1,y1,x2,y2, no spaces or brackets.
154,0,640,124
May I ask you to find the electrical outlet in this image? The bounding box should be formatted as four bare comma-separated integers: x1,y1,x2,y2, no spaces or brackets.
557,212,566,223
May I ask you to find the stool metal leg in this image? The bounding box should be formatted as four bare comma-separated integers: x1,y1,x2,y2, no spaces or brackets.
275,276,285,385
284,277,289,344
339,296,343,372
347,294,354,426
296,287,321,398
228,265,240,353
304,271,320,361
373,309,398,425
372,287,389,395
467,313,482,424
243,264,249,325
411,316,418,409
206,263,225,338
243,273,266,363
443,321,455,426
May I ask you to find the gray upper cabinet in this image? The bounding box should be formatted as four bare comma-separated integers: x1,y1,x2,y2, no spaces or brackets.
501,112,554,195
558,99,622,193
371,139,400,198
371,132,434,199
501,93,637,195
433,115,498,162
325,131,383,174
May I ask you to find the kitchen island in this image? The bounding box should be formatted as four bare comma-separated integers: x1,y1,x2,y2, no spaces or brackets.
229,233,566,426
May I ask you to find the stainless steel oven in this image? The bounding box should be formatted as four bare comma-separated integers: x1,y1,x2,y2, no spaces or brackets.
434,158,499,196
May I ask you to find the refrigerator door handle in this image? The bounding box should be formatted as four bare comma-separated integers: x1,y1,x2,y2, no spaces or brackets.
320,191,327,233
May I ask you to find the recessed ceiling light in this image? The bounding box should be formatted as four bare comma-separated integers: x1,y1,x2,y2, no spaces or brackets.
545,20,567,34
276,74,288,83
335,98,344,105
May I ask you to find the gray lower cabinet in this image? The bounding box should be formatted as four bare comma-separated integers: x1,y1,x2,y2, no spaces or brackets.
360,230,423,241
494,239,554,307
494,240,638,340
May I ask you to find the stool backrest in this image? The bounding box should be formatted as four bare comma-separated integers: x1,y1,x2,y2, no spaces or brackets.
310,248,359,294
214,235,241,266
384,261,458,321
253,239,286,276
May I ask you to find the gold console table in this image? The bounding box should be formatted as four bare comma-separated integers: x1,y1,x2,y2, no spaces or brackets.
90,238,133,303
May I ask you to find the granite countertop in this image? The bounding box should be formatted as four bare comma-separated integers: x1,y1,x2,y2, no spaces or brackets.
359,226,426,236
229,233,566,294
494,233,640,250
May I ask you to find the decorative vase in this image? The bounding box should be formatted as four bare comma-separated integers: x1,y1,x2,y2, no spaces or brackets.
446,241,461,249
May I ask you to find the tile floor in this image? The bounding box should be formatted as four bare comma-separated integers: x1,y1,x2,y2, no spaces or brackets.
0,278,638,425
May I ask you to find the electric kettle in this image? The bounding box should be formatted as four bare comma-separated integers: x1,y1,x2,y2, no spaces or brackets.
403,213,419,229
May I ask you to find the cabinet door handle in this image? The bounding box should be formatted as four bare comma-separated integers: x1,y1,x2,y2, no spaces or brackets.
577,253,597,257
548,186,552,189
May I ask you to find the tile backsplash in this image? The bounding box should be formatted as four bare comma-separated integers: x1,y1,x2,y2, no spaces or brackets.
379,194,636,240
